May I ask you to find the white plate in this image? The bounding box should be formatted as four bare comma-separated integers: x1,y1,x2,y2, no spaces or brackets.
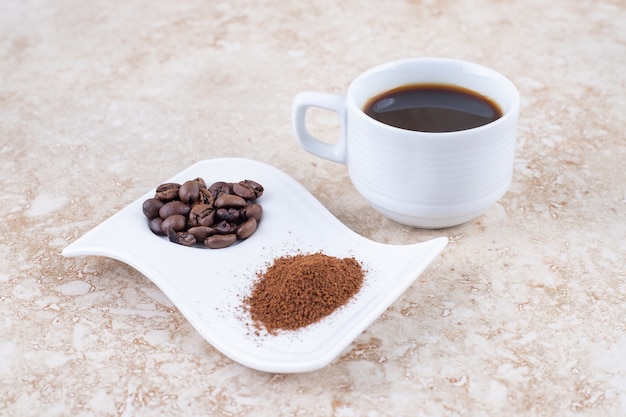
63,158,447,373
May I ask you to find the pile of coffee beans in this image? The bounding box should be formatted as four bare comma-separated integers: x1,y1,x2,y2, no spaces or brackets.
142,178,263,249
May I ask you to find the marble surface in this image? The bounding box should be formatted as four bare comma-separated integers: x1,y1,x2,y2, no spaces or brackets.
1,0,625,415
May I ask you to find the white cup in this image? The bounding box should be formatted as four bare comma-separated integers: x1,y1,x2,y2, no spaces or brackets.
292,57,520,228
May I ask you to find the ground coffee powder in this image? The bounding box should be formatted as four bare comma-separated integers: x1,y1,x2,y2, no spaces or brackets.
244,252,365,334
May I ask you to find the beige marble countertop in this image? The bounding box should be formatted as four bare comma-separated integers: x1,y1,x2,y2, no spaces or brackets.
2,0,625,415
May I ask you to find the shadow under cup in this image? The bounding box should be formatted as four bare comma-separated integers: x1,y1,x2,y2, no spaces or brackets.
345,58,520,228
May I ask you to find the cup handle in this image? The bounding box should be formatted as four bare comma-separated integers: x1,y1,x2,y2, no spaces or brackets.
292,91,347,164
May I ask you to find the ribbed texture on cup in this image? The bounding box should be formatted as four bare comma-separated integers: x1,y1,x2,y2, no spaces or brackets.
347,115,517,218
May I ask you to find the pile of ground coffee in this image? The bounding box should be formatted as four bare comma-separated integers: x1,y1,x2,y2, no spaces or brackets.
244,252,365,334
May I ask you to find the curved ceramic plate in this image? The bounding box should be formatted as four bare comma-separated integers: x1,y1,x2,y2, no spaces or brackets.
63,158,447,373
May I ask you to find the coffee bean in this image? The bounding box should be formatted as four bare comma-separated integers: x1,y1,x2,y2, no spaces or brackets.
193,177,207,189
142,198,164,219
149,217,164,235
209,181,232,198
233,180,264,199
242,203,262,222
159,200,191,219
168,229,197,247
215,194,247,209
161,214,187,233
243,179,264,198
187,226,215,241
204,234,237,249
155,183,180,202
189,204,215,227
199,188,215,206
216,207,240,222
214,220,237,234
179,180,200,205
236,217,257,240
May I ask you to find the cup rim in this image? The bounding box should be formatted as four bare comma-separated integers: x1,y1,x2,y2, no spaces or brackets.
346,57,520,136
